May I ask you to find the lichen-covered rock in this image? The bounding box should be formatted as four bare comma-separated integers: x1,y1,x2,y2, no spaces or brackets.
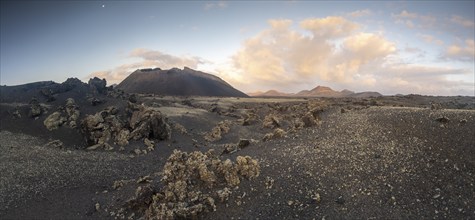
146,150,260,219
204,120,231,142
12,106,21,119
65,98,80,128
262,114,280,129
301,112,318,127
44,111,66,131
81,107,125,148
88,77,107,94
431,102,442,110
129,108,171,141
116,129,130,146
144,138,155,151
263,128,287,142
42,98,80,130
216,187,231,202
236,156,260,179
81,105,169,149
300,106,325,128
218,159,240,186
29,98,42,117
173,123,188,134
241,112,259,126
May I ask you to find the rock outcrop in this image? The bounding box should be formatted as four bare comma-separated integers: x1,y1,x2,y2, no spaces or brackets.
44,112,66,131
88,77,107,94
28,98,42,118
43,98,80,130
204,120,232,142
145,150,260,219
80,104,171,150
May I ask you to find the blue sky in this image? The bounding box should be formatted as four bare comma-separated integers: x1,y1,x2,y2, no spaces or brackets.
1,1,474,95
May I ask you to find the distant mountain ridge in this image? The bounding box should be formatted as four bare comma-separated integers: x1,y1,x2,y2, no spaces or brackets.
117,67,248,97
248,85,382,98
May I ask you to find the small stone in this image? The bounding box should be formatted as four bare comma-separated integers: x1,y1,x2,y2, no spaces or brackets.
431,102,441,110
238,139,251,149
335,195,345,204
44,140,63,149
265,176,275,189
95,202,100,211
86,144,102,151
137,175,152,184
313,193,321,204
435,116,450,123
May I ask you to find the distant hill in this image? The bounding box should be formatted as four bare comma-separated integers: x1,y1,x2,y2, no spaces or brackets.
116,67,248,97
247,90,292,97
347,92,383,98
248,85,381,98
296,86,349,97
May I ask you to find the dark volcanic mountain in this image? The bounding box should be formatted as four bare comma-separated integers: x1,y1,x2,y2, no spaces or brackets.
117,67,248,97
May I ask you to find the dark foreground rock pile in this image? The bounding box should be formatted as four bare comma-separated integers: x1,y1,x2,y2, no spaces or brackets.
80,103,171,151
104,150,260,219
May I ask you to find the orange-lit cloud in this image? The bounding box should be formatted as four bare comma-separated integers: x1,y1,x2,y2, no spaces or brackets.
300,16,359,38
393,10,436,29
231,17,395,89
445,39,475,61
418,34,444,46
451,15,475,28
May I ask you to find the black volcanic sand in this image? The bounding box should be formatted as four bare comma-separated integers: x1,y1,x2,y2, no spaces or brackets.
1,89,474,219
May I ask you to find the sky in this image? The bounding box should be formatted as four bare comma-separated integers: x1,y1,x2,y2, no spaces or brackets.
1,1,474,96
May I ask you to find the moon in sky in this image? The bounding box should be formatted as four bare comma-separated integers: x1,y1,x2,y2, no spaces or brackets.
102,4,105,8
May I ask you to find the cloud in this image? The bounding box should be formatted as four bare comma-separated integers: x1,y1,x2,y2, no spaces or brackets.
204,1,227,10
418,34,444,45
445,39,475,61
87,49,206,84
231,17,396,90
130,48,204,66
392,10,436,29
347,9,372,18
375,65,473,95
451,15,475,28
300,16,359,39
394,10,418,19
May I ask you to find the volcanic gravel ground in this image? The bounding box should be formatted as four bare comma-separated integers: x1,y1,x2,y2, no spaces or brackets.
1,94,474,219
